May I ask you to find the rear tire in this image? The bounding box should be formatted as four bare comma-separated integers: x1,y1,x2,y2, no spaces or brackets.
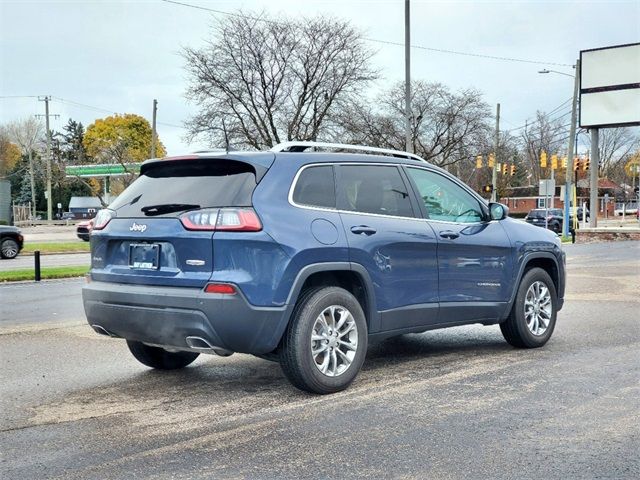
500,268,557,348
280,287,367,394
126,340,199,370
0,238,19,259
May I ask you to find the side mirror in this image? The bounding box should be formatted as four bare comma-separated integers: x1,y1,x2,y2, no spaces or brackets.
489,202,509,221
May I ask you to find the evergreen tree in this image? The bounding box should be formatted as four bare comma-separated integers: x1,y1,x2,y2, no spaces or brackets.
16,173,33,205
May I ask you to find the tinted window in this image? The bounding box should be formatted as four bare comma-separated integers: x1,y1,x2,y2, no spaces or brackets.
528,210,546,218
406,167,484,223
292,165,336,208
338,165,414,217
109,160,257,217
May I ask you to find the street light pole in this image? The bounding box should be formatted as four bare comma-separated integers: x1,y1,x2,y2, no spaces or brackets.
404,0,412,153
563,59,580,237
539,63,579,237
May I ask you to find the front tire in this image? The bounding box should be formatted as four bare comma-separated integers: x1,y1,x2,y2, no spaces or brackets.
280,287,367,394
1,238,19,259
500,268,557,348
126,340,199,370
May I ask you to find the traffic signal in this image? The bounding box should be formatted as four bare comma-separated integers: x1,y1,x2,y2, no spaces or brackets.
476,155,483,169
584,157,590,171
573,157,580,171
482,184,493,194
502,163,508,175
540,151,547,168
562,157,568,169
488,153,495,168
510,165,516,176
551,154,558,170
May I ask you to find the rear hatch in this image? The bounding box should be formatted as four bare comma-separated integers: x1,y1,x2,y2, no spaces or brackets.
89,155,272,287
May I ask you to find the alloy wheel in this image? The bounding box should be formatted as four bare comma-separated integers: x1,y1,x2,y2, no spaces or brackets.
524,281,552,336
310,305,358,377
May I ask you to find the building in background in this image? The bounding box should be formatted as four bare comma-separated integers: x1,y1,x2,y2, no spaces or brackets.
68,196,103,219
0,179,11,224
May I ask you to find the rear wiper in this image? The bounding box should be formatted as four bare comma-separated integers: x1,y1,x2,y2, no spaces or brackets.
140,203,200,216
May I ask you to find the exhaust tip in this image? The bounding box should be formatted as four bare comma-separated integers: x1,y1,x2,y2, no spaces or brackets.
185,336,233,356
91,324,118,337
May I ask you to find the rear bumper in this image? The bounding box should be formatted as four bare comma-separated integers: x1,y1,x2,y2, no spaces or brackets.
82,281,289,354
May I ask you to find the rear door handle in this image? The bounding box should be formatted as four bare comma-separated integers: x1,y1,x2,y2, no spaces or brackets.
439,230,459,240
351,225,377,236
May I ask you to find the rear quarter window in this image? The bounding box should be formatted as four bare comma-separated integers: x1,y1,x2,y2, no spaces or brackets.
292,165,336,209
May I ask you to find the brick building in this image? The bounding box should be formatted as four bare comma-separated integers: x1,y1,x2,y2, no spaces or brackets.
499,178,620,218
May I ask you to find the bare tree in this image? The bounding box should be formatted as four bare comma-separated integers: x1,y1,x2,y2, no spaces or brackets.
336,81,492,168
183,12,377,149
5,118,44,218
520,111,569,184
579,127,640,177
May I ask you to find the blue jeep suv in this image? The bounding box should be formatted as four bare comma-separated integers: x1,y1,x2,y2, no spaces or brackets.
83,141,565,394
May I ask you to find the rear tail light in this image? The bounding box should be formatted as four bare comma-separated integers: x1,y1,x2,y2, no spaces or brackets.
180,208,262,231
204,283,237,294
93,209,115,230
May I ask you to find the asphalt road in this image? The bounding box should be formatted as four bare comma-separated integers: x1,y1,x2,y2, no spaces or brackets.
1,241,638,479
0,278,86,326
0,253,91,271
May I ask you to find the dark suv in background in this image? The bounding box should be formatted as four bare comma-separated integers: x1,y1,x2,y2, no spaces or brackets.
0,225,24,259
525,208,564,233
83,142,566,394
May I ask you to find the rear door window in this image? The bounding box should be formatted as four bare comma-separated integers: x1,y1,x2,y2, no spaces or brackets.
292,165,336,209
337,165,414,217
109,160,257,217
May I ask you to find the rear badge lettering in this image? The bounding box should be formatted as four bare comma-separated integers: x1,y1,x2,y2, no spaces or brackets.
186,259,205,266
130,222,147,233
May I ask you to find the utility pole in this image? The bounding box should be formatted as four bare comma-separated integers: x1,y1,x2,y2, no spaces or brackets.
404,0,412,153
589,129,599,228
151,99,158,158
491,103,500,202
563,59,580,237
37,96,58,221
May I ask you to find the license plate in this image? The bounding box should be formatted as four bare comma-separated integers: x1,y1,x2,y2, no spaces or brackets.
129,243,160,269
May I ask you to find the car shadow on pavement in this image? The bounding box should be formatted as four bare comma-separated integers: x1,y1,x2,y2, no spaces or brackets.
23,325,518,430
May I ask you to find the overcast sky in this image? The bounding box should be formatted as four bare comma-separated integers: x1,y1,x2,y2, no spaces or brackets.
1,0,638,155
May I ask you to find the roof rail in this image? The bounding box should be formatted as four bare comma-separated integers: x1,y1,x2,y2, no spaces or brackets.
270,141,426,163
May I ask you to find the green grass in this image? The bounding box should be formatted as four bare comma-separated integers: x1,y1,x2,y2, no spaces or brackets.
0,266,90,282
22,242,90,254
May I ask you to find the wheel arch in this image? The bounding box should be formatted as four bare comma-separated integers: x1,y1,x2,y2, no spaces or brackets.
284,262,378,331
506,253,561,316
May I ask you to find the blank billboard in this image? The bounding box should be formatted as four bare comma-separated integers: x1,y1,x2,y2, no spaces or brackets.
579,43,640,128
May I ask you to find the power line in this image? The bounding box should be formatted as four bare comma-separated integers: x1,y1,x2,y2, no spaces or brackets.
0,95,40,99
52,96,186,129
503,97,573,133
159,0,573,67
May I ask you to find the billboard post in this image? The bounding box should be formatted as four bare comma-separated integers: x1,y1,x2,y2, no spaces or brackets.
580,43,640,228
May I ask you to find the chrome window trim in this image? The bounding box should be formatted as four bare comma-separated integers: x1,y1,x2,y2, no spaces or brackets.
288,162,489,226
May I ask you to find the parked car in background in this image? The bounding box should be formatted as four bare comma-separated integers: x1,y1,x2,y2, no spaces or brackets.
83,142,565,394
77,220,93,241
525,208,563,233
0,225,24,259
572,207,589,222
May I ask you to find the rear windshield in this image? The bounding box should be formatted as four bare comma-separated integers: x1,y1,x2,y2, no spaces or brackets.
109,160,257,217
